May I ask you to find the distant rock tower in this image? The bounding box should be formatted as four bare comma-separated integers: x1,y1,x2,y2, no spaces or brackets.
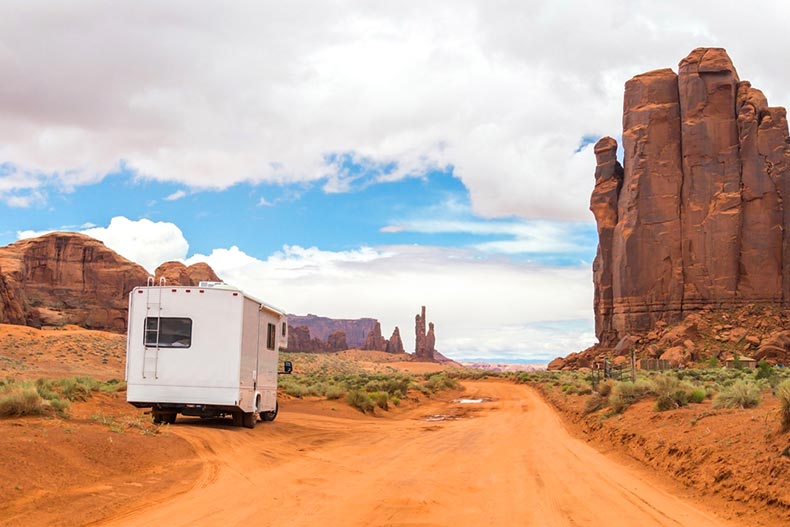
414,306,436,361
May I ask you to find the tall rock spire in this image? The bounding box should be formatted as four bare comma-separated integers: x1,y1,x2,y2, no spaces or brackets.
591,47,790,346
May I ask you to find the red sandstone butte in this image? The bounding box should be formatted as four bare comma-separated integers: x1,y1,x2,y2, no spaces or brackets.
591,48,790,347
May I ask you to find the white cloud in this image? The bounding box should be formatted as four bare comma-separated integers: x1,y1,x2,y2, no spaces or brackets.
2,2,789,218
164,190,186,201
187,243,595,360
18,216,189,273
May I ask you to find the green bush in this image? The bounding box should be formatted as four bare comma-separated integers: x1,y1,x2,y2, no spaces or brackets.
345,389,375,414
610,380,652,413
688,388,706,404
756,360,774,380
652,374,691,412
371,391,389,411
712,380,761,409
0,386,47,417
776,379,790,432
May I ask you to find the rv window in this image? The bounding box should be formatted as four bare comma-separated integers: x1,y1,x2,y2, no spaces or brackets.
144,317,193,348
267,323,276,350
281,322,287,337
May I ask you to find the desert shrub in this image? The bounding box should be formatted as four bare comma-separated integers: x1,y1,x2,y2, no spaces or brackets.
777,379,790,433
371,391,389,410
345,389,375,413
577,387,593,396
584,392,607,414
652,374,692,412
35,378,58,400
756,360,774,380
609,380,652,413
49,397,70,416
58,377,100,401
423,374,459,393
688,388,706,404
712,380,761,409
596,379,614,398
325,385,344,400
0,386,47,417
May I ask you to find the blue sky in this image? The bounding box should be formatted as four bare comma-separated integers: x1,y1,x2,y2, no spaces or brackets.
2,1,789,361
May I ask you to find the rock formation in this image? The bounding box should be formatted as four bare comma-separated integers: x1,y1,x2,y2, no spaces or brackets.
154,261,221,286
386,326,405,354
591,48,790,347
0,233,150,331
363,321,388,351
287,314,379,348
414,306,436,361
0,232,223,332
286,314,405,353
327,330,348,351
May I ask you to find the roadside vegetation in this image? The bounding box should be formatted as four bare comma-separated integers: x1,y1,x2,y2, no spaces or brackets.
514,361,790,430
279,352,491,414
0,376,125,418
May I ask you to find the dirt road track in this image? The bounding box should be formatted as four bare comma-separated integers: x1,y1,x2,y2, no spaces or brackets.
99,381,734,527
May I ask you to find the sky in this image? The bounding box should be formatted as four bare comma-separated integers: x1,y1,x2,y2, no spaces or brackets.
2,1,790,362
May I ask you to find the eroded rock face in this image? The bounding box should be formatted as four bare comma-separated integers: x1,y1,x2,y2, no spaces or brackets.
592,48,790,346
363,321,388,351
287,314,378,348
327,330,348,351
0,233,150,331
386,326,405,354
155,261,222,286
414,306,436,361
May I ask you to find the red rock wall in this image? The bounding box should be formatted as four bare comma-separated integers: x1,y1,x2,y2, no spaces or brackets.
0,233,150,331
593,48,790,346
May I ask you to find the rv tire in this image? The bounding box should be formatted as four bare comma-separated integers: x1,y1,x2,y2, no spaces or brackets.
242,411,257,429
261,402,278,422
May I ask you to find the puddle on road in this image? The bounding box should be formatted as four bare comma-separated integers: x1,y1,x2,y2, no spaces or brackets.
422,414,461,422
453,397,492,404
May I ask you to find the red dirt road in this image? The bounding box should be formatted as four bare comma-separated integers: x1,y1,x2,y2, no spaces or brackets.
98,381,734,527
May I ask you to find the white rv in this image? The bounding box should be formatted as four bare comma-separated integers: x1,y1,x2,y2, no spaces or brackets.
125,281,291,428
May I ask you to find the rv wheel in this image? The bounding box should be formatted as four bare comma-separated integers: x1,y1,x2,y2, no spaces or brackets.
166,413,177,424
152,411,166,424
261,402,279,422
242,411,257,429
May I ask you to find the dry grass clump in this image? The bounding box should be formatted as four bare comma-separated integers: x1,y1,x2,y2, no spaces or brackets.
610,380,653,413
712,380,761,409
776,379,790,432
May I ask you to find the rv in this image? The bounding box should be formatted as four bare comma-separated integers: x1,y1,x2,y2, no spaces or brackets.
125,281,291,428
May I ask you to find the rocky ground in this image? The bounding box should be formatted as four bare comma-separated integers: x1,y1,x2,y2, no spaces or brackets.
539,380,790,526
551,304,790,370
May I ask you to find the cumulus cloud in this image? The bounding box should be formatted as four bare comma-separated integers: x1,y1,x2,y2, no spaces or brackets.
2,2,789,218
164,190,186,201
18,216,189,273
187,243,595,359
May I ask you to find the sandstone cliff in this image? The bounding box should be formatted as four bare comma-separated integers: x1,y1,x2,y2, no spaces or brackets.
0,232,222,332
154,261,222,286
287,314,379,349
592,48,790,348
0,233,150,331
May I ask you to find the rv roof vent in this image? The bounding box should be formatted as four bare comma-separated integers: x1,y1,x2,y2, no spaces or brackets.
198,281,226,288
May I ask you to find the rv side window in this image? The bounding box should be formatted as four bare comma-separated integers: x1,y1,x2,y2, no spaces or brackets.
267,323,276,350
281,322,287,337
144,317,193,348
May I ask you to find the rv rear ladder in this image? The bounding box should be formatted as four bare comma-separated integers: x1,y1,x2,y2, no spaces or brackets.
142,277,165,379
